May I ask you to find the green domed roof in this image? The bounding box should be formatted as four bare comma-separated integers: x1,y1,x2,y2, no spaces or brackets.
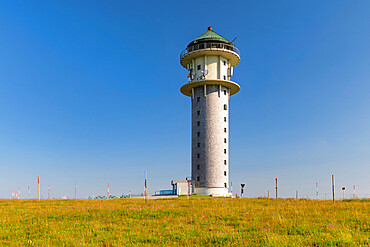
188,27,232,46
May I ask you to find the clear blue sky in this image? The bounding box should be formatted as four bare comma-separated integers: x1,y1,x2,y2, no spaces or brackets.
1,1,369,199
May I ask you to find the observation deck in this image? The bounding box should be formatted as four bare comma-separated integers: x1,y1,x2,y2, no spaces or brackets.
180,42,240,69
180,79,240,97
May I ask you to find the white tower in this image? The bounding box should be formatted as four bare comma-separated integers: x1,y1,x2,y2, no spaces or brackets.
180,27,240,196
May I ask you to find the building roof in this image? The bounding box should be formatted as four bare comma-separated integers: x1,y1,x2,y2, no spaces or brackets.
188,27,232,46
171,180,188,185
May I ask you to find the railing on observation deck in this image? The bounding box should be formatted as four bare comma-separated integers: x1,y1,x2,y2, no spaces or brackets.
180,42,240,59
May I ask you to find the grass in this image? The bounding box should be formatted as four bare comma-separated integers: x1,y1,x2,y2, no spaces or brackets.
0,197,369,246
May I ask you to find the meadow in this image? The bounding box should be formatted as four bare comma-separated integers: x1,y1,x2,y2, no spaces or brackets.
0,197,368,246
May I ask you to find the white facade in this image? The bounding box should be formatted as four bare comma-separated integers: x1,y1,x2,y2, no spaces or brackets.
180,28,240,197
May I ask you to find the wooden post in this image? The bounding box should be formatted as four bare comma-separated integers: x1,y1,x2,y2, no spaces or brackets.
296,190,298,199
332,174,335,204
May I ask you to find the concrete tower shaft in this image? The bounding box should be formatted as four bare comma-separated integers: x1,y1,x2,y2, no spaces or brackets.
192,85,230,193
180,27,240,196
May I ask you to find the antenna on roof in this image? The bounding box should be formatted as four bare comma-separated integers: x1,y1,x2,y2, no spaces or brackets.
231,37,237,43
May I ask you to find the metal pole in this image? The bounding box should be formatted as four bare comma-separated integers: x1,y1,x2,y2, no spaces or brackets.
38,176,40,200
275,178,278,199
107,183,110,199
28,186,30,200
316,182,319,200
332,175,335,204
342,187,345,200
268,190,269,199
144,171,147,202
296,190,298,199
187,180,190,200
353,185,355,199
48,185,50,199
230,181,233,196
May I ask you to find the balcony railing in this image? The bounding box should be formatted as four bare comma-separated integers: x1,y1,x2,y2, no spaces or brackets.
180,42,240,59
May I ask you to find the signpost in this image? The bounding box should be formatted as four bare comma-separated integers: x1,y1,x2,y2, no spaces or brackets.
241,184,245,198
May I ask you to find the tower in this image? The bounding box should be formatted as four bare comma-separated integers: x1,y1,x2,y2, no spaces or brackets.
180,27,240,196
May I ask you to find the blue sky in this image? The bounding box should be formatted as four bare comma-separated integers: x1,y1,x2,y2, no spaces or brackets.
0,1,369,199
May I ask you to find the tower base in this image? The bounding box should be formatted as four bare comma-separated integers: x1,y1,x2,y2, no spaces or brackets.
195,187,228,197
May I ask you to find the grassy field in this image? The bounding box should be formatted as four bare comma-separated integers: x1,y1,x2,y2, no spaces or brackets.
0,197,368,246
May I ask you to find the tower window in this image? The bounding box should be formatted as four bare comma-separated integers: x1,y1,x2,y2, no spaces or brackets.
197,143,200,147
224,183,227,188
224,128,227,133
223,75,226,80
224,138,227,143
224,160,227,165
197,110,200,115
197,165,200,170
197,176,200,181
223,61,226,66
197,97,200,102
197,153,200,158
224,104,227,110
224,117,227,122
224,90,227,95
197,132,200,137
197,121,200,126
197,65,201,70
224,171,227,176
224,149,227,154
